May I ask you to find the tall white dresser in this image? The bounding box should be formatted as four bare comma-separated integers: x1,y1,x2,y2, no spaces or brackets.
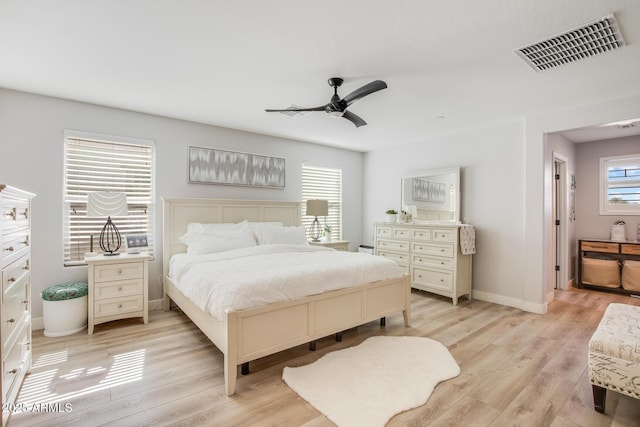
374,222,472,304
1,185,34,426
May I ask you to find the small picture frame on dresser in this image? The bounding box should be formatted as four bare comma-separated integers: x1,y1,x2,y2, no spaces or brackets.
125,235,148,254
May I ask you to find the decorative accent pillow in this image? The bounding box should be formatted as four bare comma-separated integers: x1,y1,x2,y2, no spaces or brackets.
258,225,308,245
179,228,257,255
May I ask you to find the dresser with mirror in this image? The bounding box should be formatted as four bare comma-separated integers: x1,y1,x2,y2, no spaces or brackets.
374,167,474,304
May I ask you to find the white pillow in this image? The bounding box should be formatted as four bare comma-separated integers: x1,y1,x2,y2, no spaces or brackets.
187,220,248,233
250,222,283,243
179,228,257,255
258,225,307,245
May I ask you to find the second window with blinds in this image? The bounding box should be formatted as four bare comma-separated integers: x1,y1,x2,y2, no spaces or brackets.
301,164,342,241
63,131,155,265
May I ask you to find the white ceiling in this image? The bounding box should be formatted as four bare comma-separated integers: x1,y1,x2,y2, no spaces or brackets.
1,1,640,152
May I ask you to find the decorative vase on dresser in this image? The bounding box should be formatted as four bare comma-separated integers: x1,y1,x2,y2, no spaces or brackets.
1,185,35,427
374,222,473,304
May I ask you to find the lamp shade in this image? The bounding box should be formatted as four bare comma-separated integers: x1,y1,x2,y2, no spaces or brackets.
87,192,128,217
306,199,328,217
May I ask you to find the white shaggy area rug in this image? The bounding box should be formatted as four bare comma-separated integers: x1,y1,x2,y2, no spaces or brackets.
282,336,460,427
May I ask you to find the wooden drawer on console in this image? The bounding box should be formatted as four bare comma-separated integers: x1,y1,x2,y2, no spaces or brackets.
621,244,640,256
1,198,30,232
2,279,29,347
581,241,619,254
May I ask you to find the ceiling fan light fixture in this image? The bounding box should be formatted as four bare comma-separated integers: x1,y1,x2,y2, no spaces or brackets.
327,110,344,118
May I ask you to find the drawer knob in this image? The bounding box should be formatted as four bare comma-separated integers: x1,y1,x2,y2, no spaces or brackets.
118,286,123,291
5,209,16,219
8,277,16,283
118,304,123,308
22,299,29,305
440,249,445,252
7,318,15,323
118,269,123,274
7,368,17,375
4,246,14,252
441,262,445,265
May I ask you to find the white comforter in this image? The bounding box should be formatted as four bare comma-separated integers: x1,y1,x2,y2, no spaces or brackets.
169,244,404,321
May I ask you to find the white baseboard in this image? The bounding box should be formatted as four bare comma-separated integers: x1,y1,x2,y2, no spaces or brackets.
472,290,548,314
32,298,165,331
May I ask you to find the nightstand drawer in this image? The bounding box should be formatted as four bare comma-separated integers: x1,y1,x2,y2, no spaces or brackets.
94,295,143,318
94,279,143,300
94,262,144,283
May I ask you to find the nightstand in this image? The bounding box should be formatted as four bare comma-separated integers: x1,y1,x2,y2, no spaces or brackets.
309,240,350,251
85,252,151,334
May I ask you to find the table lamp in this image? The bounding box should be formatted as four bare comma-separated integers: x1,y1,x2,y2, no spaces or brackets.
87,192,128,255
306,199,328,242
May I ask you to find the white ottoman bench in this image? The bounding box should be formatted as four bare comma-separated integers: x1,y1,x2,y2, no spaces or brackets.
588,303,640,413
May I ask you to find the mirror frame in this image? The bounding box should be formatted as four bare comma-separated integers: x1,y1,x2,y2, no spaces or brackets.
401,166,461,223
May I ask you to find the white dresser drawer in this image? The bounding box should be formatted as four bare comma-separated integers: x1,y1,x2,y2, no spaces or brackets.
2,254,29,294
376,226,393,238
1,198,30,233
377,250,409,267
410,229,432,241
1,230,30,266
412,254,454,269
94,279,143,300
94,295,144,318
94,261,144,283
412,267,453,291
433,229,456,242
392,228,411,239
2,323,29,404
2,279,29,348
411,242,454,258
376,239,410,253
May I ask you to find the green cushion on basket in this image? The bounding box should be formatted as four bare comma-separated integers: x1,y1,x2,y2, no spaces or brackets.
41,281,88,301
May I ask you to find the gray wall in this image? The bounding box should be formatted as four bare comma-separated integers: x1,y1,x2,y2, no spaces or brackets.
575,135,640,242
0,88,365,322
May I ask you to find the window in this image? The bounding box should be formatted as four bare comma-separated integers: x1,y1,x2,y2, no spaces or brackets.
63,132,154,265
599,154,640,215
301,164,342,241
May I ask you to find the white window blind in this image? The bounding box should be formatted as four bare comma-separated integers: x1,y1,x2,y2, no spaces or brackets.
63,135,154,265
302,164,342,240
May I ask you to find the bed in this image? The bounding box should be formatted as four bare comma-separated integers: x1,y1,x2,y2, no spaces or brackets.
162,198,411,395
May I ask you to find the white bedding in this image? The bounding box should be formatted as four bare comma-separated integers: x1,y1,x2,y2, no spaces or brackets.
169,244,404,321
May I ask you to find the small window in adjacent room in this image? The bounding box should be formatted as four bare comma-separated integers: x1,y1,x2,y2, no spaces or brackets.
302,164,342,241
63,131,155,265
599,154,640,215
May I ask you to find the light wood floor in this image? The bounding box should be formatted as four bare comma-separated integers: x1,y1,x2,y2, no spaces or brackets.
8,288,640,426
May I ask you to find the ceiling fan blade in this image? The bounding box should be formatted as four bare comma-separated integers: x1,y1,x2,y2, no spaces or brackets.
342,110,367,127
265,105,326,113
342,80,387,106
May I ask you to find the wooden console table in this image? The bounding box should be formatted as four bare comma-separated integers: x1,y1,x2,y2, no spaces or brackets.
577,239,640,296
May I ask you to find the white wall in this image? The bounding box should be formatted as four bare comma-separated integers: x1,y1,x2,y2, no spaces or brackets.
363,121,529,308
0,88,365,321
575,135,640,241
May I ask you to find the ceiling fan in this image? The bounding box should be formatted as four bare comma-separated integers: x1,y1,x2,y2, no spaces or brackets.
265,77,387,127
